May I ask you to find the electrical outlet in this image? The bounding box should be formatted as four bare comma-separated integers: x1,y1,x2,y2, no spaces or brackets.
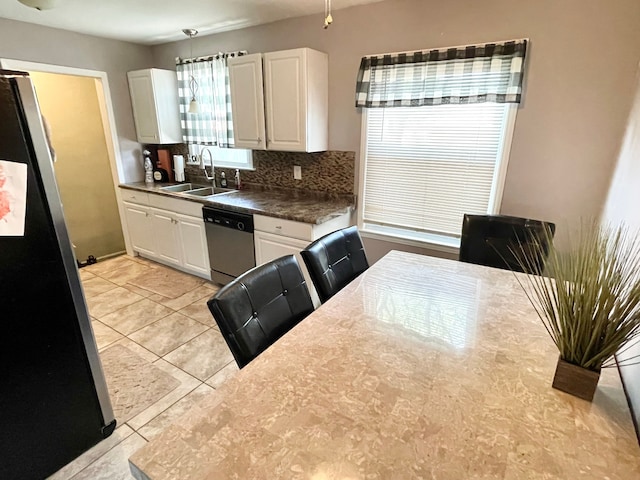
293,165,302,180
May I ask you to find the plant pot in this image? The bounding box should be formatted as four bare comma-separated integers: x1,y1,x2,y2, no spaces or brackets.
552,357,601,401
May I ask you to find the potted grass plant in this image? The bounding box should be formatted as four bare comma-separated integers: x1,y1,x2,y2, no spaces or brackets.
513,222,640,401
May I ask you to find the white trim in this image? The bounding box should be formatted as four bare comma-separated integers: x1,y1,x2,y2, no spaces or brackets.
0,58,134,255
357,109,369,231
487,103,517,213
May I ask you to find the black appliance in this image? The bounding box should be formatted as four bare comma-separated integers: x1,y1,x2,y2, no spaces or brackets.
203,206,255,285
0,70,115,479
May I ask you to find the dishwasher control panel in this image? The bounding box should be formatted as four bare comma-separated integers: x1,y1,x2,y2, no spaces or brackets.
203,207,254,233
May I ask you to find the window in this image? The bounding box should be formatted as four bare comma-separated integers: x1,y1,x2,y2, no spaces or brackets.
176,52,253,169
356,40,527,249
187,143,253,170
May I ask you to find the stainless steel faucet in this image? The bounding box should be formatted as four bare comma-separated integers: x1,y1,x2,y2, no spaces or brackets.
200,148,216,188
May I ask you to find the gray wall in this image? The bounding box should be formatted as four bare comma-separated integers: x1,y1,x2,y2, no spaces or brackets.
0,17,153,183
604,75,640,229
151,0,640,258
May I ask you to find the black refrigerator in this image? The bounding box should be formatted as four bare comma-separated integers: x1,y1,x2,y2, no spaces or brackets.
0,70,116,479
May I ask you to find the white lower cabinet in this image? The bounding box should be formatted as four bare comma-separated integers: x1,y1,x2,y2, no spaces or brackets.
123,202,156,257
121,190,210,279
253,213,351,306
254,230,309,267
175,213,209,277
151,208,182,267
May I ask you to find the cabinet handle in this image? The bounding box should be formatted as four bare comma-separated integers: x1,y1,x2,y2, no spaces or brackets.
275,225,282,230
256,137,261,143
145,212,149,217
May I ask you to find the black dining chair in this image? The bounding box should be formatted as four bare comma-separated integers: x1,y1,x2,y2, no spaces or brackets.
459,214,556,274
301,226,369,304
207,255,314,369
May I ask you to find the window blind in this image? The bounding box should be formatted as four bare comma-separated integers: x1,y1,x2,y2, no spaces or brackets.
362,103,510,237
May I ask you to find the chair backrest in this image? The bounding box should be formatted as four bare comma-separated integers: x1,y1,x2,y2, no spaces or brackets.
301,226,369,303
459,214,556,274
207,255,314,369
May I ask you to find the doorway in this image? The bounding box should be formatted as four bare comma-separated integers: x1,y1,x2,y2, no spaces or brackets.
0,59,128,262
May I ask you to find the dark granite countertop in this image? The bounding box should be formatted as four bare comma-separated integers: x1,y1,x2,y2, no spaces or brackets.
119,182,355,225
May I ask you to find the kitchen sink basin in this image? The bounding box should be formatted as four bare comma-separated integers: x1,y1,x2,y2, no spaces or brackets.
185,187,234,197
160,183,197,192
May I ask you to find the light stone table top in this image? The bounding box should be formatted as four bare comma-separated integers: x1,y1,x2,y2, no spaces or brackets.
129,251,640,479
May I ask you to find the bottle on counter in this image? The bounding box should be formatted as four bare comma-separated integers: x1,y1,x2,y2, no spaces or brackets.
220,171,228,188
144,152,154,185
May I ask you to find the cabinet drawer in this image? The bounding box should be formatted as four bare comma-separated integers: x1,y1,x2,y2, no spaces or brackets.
120,189,149,205
254,214,313,241
148,193,203,217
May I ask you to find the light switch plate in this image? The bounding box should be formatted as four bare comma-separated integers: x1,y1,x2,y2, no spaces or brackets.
293,165,302,180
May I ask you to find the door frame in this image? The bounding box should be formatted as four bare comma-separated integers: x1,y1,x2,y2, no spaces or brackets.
0,58,133,255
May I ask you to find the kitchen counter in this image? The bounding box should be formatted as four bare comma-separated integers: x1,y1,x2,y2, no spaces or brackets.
119,182,354,225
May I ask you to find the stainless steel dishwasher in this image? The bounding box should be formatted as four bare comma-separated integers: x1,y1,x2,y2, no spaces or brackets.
203,206,256,285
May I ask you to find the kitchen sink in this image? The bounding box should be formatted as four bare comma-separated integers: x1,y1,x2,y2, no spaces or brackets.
160,183,197,192
185,187,234,197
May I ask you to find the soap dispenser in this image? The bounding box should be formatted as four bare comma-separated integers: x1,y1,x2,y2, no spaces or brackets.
219,171,228,188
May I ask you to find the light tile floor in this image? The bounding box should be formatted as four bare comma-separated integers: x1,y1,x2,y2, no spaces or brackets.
47,255,239,480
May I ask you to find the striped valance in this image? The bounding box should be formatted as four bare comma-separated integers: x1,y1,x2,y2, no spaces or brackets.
355,39,527,108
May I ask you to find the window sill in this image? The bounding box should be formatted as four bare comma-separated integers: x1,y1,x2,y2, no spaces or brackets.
360,224,460,255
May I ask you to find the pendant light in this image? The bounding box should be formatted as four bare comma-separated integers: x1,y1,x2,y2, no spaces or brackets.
182,28,199,114
323,0,333,29
17,0,57,9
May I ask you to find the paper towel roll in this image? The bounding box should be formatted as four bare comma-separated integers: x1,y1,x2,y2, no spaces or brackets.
173,155,185,182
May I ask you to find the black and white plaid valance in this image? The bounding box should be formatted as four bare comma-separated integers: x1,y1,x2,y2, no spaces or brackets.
355,39,527,108
176,51,247,146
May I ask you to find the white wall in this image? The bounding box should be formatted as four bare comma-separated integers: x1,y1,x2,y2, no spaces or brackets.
603,73,640,229
0,17,153,183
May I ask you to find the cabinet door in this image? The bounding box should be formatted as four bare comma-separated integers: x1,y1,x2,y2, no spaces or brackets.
151,209,182,267
228,54,266,150
254,230,309,266
127,70,160,143
264,49,306,151
176,213,210,278
127,69,182,144
123,202,156,257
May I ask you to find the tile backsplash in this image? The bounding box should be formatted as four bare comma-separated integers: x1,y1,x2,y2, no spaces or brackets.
246,150,355,195
157,145,355,195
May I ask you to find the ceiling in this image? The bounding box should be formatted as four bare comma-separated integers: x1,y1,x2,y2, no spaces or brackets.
0,0,384,45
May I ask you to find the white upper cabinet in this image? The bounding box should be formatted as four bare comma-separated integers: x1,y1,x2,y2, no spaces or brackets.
127,69,182,144
229,48,328,153
264,48,328,152
228,54,267,150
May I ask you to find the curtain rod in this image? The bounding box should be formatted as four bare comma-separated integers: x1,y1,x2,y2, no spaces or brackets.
176,50,248,65
362,38,529,59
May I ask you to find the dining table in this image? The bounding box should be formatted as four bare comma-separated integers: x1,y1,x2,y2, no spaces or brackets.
129,250,640,479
